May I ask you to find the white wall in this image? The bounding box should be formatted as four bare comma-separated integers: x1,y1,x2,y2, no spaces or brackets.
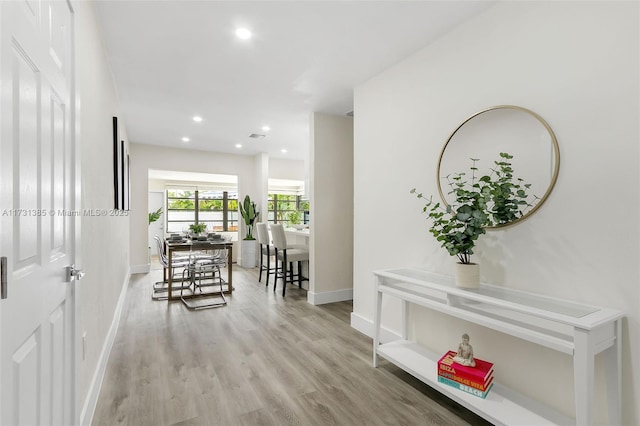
352,2,639,424
75,1,131,421
269,157,305,181
257,153,269,227
309,112,354,304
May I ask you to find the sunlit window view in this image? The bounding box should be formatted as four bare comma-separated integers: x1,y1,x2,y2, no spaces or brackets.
267,193,309,225
166,189,238,233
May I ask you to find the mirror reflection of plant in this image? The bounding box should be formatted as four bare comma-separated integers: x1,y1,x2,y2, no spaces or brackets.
479,152,538,226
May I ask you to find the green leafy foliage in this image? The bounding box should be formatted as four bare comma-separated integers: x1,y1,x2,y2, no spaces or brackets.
189,223,207,234
411,153,535,264
168,199,194,210
299,199,310,211
287,210,302,225
239,195,259,240
199,199,223,211
148,207,163,225
482,152,539,225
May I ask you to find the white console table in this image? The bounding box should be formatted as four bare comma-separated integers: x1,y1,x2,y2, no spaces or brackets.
372,268,623,426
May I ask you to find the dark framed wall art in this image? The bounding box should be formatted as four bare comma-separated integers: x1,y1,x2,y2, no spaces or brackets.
121,140,130,211
113,116,130,211
113,116,121,210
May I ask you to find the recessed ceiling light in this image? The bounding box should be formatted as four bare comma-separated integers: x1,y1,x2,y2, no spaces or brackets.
235,28,252,40
262,125,270,132
235,144,242,148
192,116,203,123
281,149,287,153
181,137,190,142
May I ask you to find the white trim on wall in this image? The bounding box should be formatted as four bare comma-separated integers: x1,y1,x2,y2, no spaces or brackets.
350,312,401,344
307,288,353,305
131,264,150,274
79,271,130,426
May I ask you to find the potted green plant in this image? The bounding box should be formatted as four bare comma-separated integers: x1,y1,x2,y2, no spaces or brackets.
239,195,259,240
148,207,163,265
148,207,163,225
239,195,260,267
412,152,534,288
189,223,207,236
287,210,302,226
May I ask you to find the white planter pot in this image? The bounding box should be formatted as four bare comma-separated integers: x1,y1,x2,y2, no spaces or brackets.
455,262,479,289
240,239,258,268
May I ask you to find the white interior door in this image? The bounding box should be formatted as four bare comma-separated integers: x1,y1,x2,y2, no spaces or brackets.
0,1,77,425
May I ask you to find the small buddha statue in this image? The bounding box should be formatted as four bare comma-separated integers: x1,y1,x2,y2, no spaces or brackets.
452,333,476,367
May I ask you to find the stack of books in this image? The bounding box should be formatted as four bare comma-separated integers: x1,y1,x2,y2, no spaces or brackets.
437,350,494,399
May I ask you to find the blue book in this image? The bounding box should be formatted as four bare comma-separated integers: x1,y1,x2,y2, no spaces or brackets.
437,375,493,399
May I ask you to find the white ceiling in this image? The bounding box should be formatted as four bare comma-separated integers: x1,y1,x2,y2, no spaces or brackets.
94,1,494,161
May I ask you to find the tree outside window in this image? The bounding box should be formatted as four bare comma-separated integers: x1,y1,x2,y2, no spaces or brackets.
166,189,238,233
268,193,309,225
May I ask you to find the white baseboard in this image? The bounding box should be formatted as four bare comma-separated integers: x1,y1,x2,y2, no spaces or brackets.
350,311,401,343
307,287,353,305
79,270,130,426
131,263,150,274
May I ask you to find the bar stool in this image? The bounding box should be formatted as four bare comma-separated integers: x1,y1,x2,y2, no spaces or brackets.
270,223,309,296
256,223,277,287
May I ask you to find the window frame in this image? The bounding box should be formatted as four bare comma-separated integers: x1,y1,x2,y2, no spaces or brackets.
268,193,309,225
166,188,238,233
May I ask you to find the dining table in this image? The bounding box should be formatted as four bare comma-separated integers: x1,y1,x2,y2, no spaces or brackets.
164,238,234,302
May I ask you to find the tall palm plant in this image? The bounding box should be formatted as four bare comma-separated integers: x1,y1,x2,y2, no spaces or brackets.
239,195,259,240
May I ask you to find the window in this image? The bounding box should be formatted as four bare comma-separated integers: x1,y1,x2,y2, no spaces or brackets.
268,194,309,225
166,188,238,233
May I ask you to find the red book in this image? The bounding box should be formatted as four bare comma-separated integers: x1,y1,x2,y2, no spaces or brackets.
437,350,494,384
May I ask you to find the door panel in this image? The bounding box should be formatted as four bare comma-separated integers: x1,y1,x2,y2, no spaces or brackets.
13,332,40,426
51,90,66,257
14,41,40,269
48,1,69,72
48,303,65,425
1,1,76,424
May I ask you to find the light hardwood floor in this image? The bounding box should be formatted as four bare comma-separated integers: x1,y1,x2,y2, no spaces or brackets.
91,264,491,426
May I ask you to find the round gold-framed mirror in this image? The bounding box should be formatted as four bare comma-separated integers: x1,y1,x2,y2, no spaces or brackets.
437,105,560,229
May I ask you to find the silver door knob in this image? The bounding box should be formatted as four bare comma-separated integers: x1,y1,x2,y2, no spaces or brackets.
66,265,85,282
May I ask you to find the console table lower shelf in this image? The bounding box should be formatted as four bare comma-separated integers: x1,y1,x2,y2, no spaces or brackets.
372,268,623,426
377,340,573,426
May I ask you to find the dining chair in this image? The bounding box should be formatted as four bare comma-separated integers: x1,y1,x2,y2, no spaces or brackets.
270,223,309,296
152,235,219,298
152,235,193,299
256,222,277,287
180,249,228,309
